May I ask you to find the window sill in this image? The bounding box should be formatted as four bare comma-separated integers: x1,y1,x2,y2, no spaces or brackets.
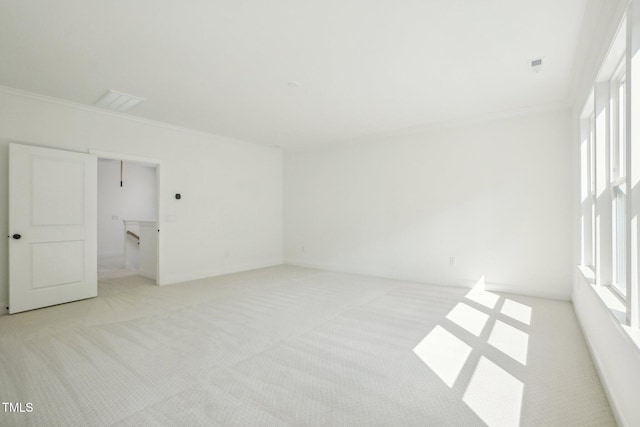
577,265,640,351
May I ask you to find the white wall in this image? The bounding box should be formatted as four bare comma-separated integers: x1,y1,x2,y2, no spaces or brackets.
285,110,573,299
0,87,283,309
98,159,157,260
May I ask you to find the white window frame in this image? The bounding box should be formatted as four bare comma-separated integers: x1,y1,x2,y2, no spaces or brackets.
610,60,627,299
588,113,597,270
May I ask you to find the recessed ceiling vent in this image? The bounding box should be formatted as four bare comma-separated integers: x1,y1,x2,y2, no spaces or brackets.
530,58,543,73
94,90,144,112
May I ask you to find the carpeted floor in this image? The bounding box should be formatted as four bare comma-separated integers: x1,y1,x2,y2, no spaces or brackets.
0,265,614,426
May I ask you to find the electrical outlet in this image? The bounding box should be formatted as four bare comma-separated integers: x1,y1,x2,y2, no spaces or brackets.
301,246,305,253
449,256,456,265
111,215,119,220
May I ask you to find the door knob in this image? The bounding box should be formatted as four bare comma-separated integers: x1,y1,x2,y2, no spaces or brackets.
12,234,21,240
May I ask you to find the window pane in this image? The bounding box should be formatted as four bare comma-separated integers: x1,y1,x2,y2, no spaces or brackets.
613,185,626,297
619,79,626,178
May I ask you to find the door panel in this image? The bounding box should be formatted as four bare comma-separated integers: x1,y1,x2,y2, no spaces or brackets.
9,143,97,314
32,157,85,225
31,241,84,289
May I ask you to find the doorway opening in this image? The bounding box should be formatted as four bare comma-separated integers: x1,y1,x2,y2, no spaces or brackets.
93,151,162,285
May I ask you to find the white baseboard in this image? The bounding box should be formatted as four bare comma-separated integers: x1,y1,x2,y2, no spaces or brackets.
285,260,570,301
159,259,283,286
138,269,156,281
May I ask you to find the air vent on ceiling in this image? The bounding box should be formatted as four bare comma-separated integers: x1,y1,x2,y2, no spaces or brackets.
530,58,543,73
94,90,144,112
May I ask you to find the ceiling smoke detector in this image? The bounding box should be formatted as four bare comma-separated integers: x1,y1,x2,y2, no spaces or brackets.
530,58,543,73
94,90,144,112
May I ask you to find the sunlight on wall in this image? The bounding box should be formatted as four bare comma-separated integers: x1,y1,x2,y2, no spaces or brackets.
463,356,524,427
487,320,529,365
413,325,472,387
500,299,532,325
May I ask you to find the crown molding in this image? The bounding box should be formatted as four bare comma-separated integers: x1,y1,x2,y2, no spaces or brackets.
0,85,276,151
568,0,630,111
0,84,568,153
290,100,570,153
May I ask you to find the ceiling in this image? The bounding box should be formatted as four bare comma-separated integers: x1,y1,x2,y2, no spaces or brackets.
0,0,590,148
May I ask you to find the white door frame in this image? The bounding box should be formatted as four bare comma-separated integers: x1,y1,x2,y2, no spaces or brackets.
90,150,163,285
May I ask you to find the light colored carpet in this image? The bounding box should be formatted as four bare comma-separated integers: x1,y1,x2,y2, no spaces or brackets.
0,265,614,426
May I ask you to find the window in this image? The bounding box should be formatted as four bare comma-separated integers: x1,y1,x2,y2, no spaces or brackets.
612,187,625,295
580,111,596,268
611,61,627,298
589,114,596,270
578,15,640,330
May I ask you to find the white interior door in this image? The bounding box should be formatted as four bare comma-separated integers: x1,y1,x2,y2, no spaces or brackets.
9,143,97,314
